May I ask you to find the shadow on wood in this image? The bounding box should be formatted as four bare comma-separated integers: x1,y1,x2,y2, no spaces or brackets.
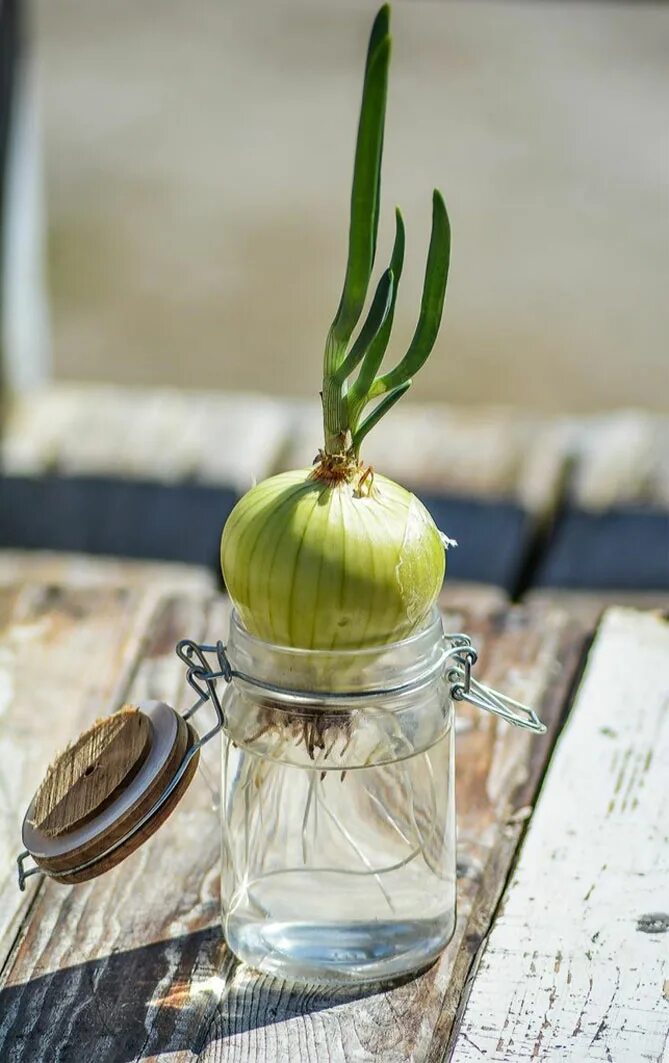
0,925,423,1061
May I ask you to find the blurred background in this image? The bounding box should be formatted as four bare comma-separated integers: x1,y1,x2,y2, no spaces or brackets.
0,0,667,596
25,0,669,408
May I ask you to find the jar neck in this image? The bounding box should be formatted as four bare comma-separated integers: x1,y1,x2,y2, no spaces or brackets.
225,607,447,699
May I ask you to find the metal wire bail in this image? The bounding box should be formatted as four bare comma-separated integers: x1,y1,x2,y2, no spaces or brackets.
175,632,546,733
443,634,546,734
175,639,228,739
17,625,545,892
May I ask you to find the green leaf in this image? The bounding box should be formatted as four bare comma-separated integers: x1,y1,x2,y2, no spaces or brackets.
352,380,411,455
334,268,395,385
328,8,391,354
366,4,390,70
371,189,450,395
347,206,405,427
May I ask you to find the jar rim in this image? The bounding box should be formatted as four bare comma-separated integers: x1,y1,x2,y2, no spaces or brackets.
229,606,444,661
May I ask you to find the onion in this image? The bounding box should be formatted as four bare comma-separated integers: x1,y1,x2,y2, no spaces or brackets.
220,5,452,651
221,467,445,649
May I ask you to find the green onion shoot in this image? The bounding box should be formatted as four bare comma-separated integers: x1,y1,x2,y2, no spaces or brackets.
221,5,451,650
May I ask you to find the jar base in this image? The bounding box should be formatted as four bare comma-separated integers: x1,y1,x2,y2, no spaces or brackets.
224,909,456,985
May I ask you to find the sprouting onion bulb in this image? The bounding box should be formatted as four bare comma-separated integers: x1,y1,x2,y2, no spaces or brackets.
221,468,445,650
221,5,452,650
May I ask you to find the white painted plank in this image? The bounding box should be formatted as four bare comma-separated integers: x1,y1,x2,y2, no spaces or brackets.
568,411,669,511
0,550,215,593
1,384,290,491
450,607,669,1063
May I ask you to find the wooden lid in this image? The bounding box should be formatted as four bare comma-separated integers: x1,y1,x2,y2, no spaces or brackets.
22,701,200,884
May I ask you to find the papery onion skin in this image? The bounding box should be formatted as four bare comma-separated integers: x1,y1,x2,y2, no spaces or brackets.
220,468,445,650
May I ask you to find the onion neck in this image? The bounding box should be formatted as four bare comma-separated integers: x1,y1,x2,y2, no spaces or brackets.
322,332,351,457
311,447,359,485
321,378,350,457
320,374,368,494
320,348,369,488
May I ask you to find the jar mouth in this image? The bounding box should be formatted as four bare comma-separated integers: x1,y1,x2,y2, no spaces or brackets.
225,606,447,697
229,606,443,661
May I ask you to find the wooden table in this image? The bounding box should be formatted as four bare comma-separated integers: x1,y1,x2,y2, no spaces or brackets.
0,568,667,1061
4,385,669,596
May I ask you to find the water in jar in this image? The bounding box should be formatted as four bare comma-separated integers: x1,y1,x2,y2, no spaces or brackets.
220,720,455,983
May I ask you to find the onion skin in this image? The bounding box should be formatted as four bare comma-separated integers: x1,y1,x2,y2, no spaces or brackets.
220,469,445,650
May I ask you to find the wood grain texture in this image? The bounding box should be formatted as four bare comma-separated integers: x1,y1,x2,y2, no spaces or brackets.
0,550,216,593
449,607,669,1063
0,592,228,1060
0,594,586,1062
526,588,669,629
439,581,508,615
0,581,165,972
31,707,151,837
46,718,200,886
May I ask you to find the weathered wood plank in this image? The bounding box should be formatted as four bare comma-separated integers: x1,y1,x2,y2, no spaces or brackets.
0,581,166,972
439,581,508,615
0,549,216,593
2,588,272,1060
5,389,669,515
0,598,587,1062
1,384,290,491
0,592,228,1059
2,388,573,521
525,587,669,629
568,410,669,511
449,607,669,1062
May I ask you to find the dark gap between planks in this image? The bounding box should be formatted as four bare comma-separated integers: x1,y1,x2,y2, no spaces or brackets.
0,474,667,594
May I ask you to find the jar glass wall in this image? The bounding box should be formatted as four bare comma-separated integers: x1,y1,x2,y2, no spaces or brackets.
220,609,456,984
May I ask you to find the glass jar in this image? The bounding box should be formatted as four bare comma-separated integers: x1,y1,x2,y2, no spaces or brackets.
17,600,544,981
219,607,456,984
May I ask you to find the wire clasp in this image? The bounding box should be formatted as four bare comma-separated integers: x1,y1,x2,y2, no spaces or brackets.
443,634,546,734
175,639,229,740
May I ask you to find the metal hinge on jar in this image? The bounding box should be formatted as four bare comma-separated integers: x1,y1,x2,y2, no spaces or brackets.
16,627,544,891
